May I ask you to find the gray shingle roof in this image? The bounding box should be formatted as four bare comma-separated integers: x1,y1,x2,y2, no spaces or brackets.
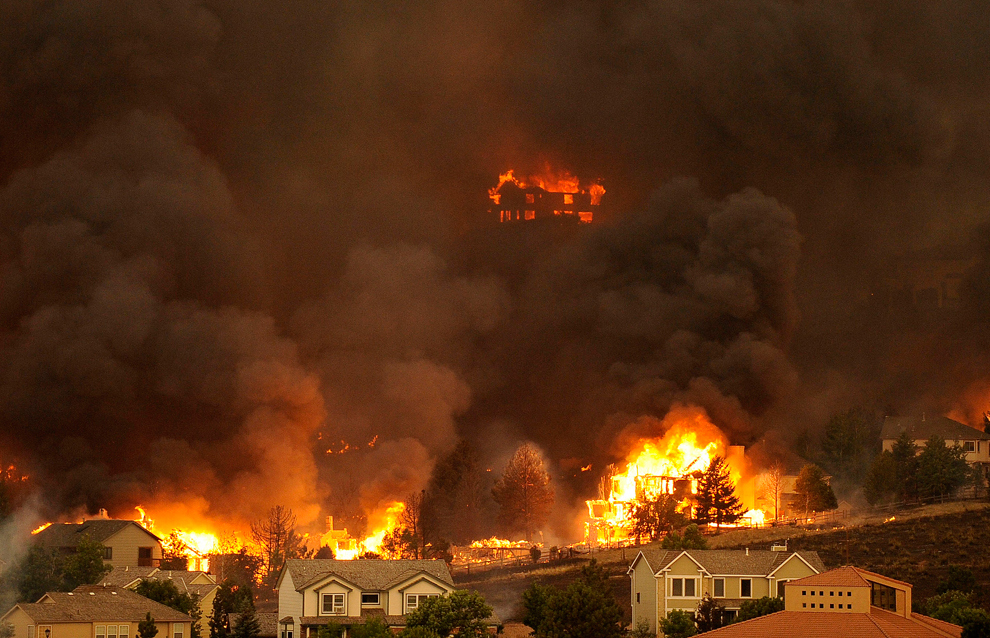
283,559,453,591
14,586,191,623
34,520,161,548
881,415,990,442
99,566,158,587
100,568,217,598
636,550,824,576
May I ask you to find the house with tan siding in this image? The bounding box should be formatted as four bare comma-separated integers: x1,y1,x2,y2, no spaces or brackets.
1,585,192,638
100,567,218,636
276,559,498,637
629,548,825,635
33,521,163,569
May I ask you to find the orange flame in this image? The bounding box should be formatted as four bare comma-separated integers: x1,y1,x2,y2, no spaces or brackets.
31,522,52,535
488,165,605,204
321,501,406,560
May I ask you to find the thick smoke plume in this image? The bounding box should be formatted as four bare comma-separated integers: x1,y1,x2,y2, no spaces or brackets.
1,0,989,538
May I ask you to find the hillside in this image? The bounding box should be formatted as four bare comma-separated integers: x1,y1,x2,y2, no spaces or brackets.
454,500,990,622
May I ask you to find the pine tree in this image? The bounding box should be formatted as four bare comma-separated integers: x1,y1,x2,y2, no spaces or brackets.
794,464,838,514
232,609,261,638
492,444,554,541
695,456,743,528
138,614,159,638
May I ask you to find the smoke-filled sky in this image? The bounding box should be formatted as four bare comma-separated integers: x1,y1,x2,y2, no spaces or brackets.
3,0,990,535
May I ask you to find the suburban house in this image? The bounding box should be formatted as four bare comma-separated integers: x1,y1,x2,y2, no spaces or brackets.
277,559,496,636
882,415,990,465
628,548,825,633
700,566,962,637
33,520,163,569
1,585,193,638
100,567,218,636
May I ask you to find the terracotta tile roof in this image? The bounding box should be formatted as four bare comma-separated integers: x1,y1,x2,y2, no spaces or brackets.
787,566,871,588
33,520,160,548
283,559,453,591
701,609,961,638
11,586,191,623
638,550,824,576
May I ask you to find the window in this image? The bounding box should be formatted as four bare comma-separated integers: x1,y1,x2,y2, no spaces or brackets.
138,547,154,567
713,578,725,598
173,624,183,638
723,610,737,622
838,604,843,609
810,591,815,596
802,603,807,608
830,604,834,609
526,194,535,204
103,547,113,560
740,579,752,598
322,593,345,615
830,591,834,596
636,593,640,604
107,625,117,638
964,441,976,452
847,592,852,596
838,592,843,596
95,627,105,638
524,210,536,220
672,579,682,597
685,579,696,597
777,580,788,599
563,194,574,205
28,627,35,638
119,626,128,638
406,594,439,612
361,593,380,606
802,591,806,596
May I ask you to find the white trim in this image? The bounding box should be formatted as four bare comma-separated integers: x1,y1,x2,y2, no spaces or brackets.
659,551,711,576
767,553,820,578
740,578,753,598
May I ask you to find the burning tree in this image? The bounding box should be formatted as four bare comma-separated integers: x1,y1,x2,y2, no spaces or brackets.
630,494,685,542
492,444,554,542
695,456,743,528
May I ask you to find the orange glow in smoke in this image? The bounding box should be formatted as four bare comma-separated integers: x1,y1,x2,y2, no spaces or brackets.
321,501,406,560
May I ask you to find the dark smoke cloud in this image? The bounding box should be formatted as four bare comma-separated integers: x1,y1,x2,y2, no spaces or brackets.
1,0,989,536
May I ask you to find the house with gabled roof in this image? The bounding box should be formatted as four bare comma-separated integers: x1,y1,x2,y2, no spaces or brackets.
1,585,192,638
99,567,218,637
882,415,990,465
699,566,961,637
32,520,163,569
628,548,825,634
276,559,496,637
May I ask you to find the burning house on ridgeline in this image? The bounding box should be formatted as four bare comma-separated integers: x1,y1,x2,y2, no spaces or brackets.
487,169,604,224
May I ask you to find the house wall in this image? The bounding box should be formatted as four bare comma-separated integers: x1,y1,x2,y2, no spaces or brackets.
277,574,301,636
105,525,163,568
0,612,185,638
785,584,870,612
663,555,703,613
389,578,450,616
770,556,820,598
881,438,990,464
629,557,657,634
312,581,356,618
188,574,214,586
197,588,217,636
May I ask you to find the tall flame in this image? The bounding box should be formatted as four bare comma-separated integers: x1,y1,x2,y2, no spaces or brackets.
488,165,604,204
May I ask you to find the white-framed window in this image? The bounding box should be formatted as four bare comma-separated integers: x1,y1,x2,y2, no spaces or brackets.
406,594,439,613
361,592,380,606
280,623,293,638
28,626,35,638
713,578,725,598
741,579,753,598
670,578,697,598
119,626,129,638
173,624,183,638
107,625,117,638
95,627,104,638
964,441,976,452
322,593,346,615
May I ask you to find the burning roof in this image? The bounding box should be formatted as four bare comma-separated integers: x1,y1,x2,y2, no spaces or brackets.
488,168,603,223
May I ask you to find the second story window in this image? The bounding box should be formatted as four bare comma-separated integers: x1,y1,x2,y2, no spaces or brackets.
322,593,346,615
670,578,696,597
102,547,113,560
740,579,752,598
713,578,725,598
361,593,380,606
964,441,976,452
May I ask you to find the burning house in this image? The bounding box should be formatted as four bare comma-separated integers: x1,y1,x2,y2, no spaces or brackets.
585,407,763,547
487,169,604,224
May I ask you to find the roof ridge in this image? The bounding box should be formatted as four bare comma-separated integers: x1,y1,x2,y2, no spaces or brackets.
865,611,895,638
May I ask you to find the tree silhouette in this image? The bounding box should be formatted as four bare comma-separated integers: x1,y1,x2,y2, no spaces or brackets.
492,444,554,541
794,464,838,514
631,494,685,542
695,456,742,528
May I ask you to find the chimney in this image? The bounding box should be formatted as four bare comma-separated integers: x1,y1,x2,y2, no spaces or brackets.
745,547,749,556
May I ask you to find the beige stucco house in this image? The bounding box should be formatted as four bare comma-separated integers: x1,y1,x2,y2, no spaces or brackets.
100,567,218,636
1,585,192,638
882,415,990,465
33,521,163,569
700,566,961,637
628,548,825,634
277,559,490,637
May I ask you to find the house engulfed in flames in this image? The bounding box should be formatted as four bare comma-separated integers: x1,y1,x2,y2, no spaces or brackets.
585,407,763,547
488,168,604,224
